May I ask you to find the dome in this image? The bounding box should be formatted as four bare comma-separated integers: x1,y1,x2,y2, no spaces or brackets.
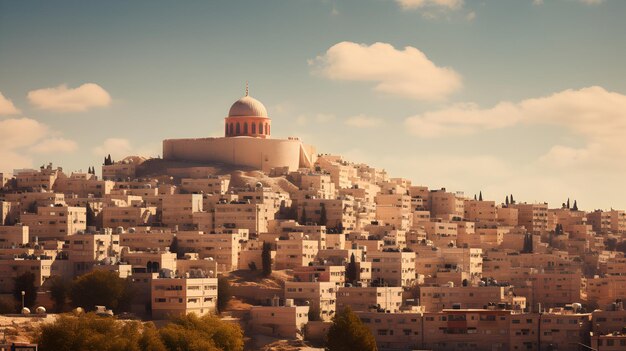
228,95,268,118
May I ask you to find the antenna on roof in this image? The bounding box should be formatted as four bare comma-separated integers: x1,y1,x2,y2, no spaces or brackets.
245,81,249,96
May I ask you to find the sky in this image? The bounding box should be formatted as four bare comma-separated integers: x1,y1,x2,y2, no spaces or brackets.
1,0,626,210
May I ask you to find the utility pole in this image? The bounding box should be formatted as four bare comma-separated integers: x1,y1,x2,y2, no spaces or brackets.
21,290,25,311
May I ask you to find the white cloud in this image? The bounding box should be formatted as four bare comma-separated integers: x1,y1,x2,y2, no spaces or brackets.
344,114,384,128
0,118,50,149
28,83,112,112
92,138,159,160
580,0,603,5
396,0,463,10
310,41,462,101
405,86,626,174
295,113,336,126
29,138,78,154
0,92,21,115
0,118,76,173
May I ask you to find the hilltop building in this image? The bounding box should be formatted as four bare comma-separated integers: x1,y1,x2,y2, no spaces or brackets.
162,88,317,172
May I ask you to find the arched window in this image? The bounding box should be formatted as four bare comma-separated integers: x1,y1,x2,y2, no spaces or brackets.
259,122,263,134
265,123,268,135
243,122,248,134
251,123,256,134
225,124,228,135
236,123,240,135
229,123,234,135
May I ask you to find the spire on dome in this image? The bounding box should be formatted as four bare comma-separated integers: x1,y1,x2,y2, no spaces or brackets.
245,81,249,97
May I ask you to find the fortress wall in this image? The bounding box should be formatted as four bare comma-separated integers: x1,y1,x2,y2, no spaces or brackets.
163,137,311,172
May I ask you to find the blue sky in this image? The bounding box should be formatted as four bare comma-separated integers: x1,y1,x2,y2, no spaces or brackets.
1,0,626,210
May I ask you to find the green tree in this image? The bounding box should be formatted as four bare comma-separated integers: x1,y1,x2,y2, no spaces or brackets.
159,313,244,351
346,253,357,284
36,312,167,351
70,270,134,312
49,276,71,313
572,200,578,211
567,198,570,209
319,203,328,226
13,271,37,309
479,191,483,201
217,276,232,313
505,195,509,206
326,306,378,351
262,242,272,277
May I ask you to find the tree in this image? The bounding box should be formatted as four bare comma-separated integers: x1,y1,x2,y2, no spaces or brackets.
572,200,579,211
479,191,483,201
522,233,533,254
300,207,307,225
159,313,244,351
566,198,570,209
70,270,134,312
36,312,167,351
326,306,378,351
319,203,328,226
261,242,272,277
346,253,357,284
85,203,96,228
49,276,71,313
27,200,38,214
217,276,232,313
169,236,181,258
474,194,477,200
505,196,509,206
510,194,515,204
13,271,37,310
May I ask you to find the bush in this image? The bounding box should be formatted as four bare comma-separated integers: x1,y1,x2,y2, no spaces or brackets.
159,313,244,351
36,312,166,351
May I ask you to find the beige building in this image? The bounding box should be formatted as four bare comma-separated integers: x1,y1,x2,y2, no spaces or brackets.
21,205,86,240
284,281,336,321
336,286,403,313
151,276,218,319
0,225,28,247
418,285,525,312
511,203,548,235
275,238,318,269
368,251,416,287
249,299,309,339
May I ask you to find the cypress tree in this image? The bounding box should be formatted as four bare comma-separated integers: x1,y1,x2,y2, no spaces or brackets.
479,191,483,201
319,203,327,226
505,196,509,206
566,198,570,209
346,253,357,284
300,207,307,225
85,203,96,228
261,242,272,277
572,200,578,211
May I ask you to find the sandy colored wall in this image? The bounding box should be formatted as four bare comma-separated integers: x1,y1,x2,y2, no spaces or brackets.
163,137,314,172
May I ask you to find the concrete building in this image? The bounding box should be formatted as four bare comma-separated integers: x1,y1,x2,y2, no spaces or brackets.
151,276,218,319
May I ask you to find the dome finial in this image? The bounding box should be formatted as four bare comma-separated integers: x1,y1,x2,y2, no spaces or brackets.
245,81,249,97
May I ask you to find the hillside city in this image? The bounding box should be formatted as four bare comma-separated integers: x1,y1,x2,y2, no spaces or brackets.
1,94,625,351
